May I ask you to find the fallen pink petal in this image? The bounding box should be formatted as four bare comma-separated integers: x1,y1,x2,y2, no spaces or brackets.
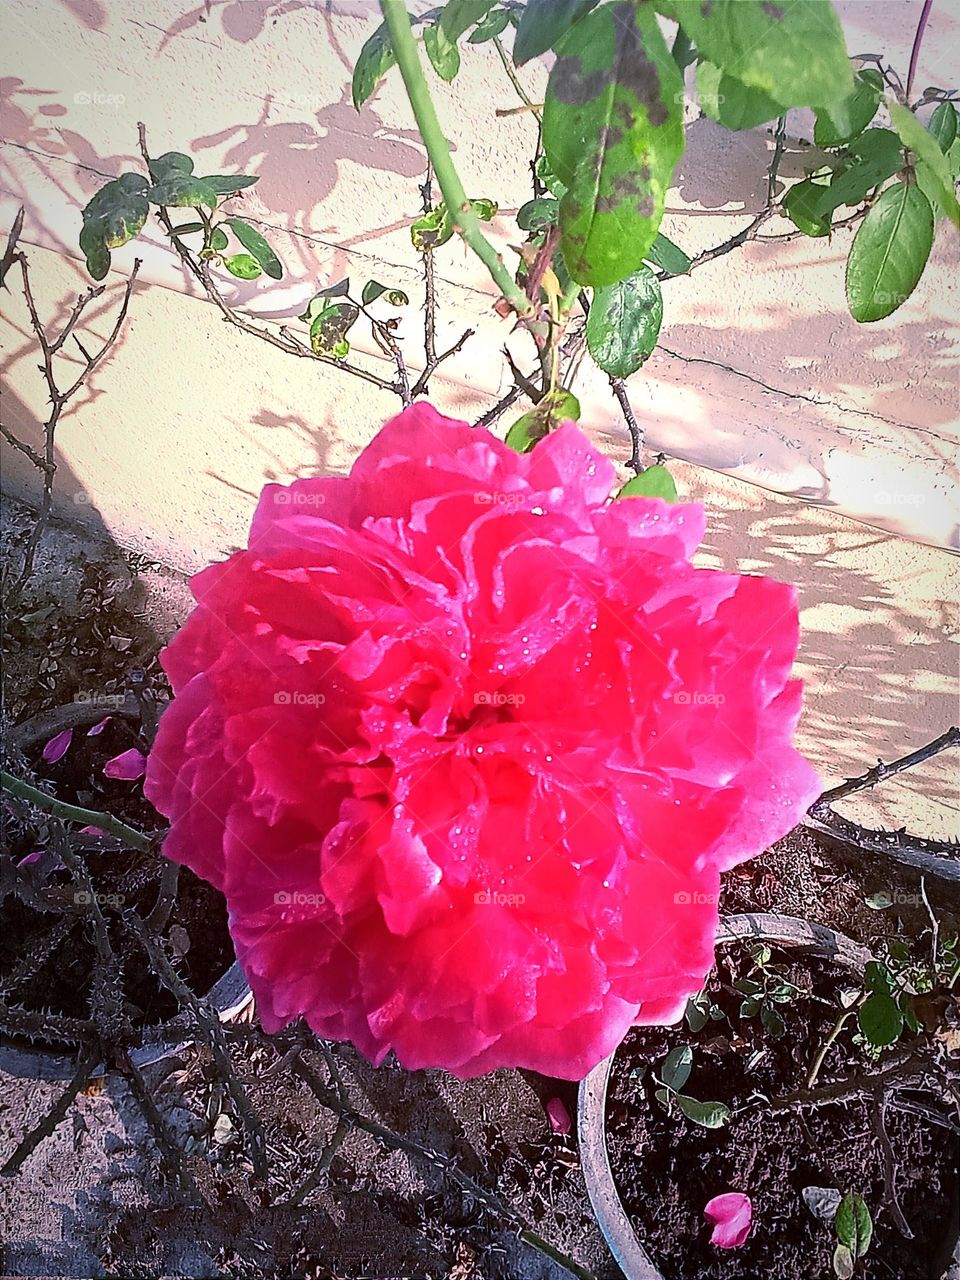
41,729,73,764
17,850,45,867
79,824,108,836
704,1192,753,1249
103,748,147,781
545,1096,572,1136
87,717,112,736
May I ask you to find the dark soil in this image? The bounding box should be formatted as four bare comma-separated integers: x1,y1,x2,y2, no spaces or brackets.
1,547,235,1045
606,941,960,1280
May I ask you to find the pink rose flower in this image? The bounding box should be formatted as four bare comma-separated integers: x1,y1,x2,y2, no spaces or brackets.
145,405,819,1079
704,1192,753,1248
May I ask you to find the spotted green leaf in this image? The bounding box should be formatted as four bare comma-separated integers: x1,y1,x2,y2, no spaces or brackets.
352,21,395,109
468,7,510,42
586,265,663,377
223,252,261,280
79,173,150,280
361,279,409,306
424,21,460,81
146,172,219,209
505,389,580,453
309,302,360,356
543,1,684,286
664,0,854,110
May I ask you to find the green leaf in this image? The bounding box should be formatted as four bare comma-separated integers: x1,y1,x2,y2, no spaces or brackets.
201,174,260,195
79,173,150,279
352,21,395,109
858,991,904,1046
761,1003,786,1038
928,101,958,153
618,465,677,501
513,0,600,66
889,101,960,229
148,152,194,180
411,204,454,252
441,0,496,41
518,197,560,231
361,279,409,306
667,0,854,110
814,70,882,147
654,1086,673,1110
659,1045,693,1091
835,1194,873,1259
223,253,261,280
505,389,580,453
833,1244,854,1279
684,994,709,1033
899,994,920,1035
586,266,663,377
170,221,205,235
696,61,782,130
676,1095,730,1128
424,21,461,81
210,226,229,252
146,173,219,209
471,197,498,221
644,231,690,274
468,7,510,42
740,997,761,1017
863,961,893,994
535,154,568,198
845,181,933,322
783,179,832,236
225,217,283,279
543,1,684,287
817,128,903,214
309,302,360,356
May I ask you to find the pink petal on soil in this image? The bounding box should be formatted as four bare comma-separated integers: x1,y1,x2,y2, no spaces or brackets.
79,824,108,836
103,748,147,781
42,729,73,763
17,850,45,866
704,1192,752,1249
87,717,112,736
545,1096,572,1135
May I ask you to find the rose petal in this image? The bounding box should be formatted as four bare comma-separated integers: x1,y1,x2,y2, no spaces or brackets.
87,717,112,736
704,1192,753,1249
103,748,147,780
545,1096,572,1135
42,729,73,763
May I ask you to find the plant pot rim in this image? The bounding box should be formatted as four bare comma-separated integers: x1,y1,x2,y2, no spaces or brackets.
0,960,253,1081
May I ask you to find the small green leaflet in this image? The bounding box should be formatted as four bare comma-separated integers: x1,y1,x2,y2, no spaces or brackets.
659,1045,693,1091
618,465,677,502
845,181,933,322
468,7,510,42
352,22,395,109
815,128,902,215
835,1194,873,1259
424,21,460,81
361,280,409,306
586,266,663,378
411,198,496,252
517,197,560,232
505,389,580,453
783,179,832,237
675,1096,730,1128
225,217,283,279
644,232,690,275
224,253,261,280
813,70,882,147
927,101,958,152
440,0,497,42
858,990,903,1045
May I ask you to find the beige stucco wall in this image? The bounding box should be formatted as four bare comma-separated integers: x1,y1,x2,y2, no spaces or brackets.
1,1,958,834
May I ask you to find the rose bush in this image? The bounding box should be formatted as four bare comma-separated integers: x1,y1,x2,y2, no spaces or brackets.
145,404,820,1079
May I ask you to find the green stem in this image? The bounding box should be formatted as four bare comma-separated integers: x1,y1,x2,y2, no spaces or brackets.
2,769,154,852
380,0,533,319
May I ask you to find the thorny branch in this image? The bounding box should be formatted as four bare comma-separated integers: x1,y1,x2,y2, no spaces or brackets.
2,229,140,603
